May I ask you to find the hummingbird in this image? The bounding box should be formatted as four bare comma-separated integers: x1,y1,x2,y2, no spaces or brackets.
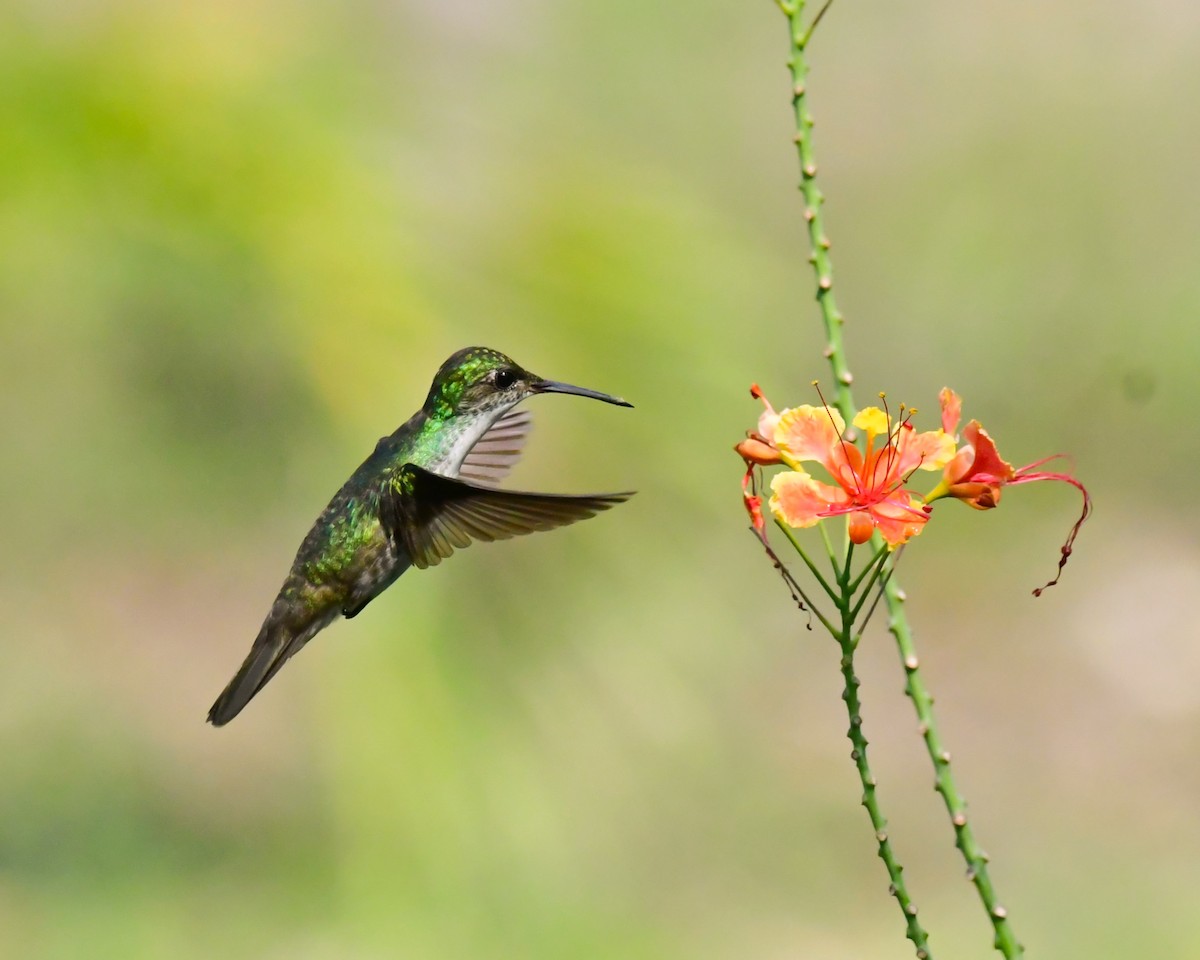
207,346,633,726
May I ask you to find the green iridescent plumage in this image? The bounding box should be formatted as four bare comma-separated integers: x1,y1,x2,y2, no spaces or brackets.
207,346,634,726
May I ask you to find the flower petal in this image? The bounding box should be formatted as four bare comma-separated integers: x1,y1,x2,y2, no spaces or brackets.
958,421,1014,483
774,405,846,464
769,471,847,528
897,425,957,474
870,490,930,547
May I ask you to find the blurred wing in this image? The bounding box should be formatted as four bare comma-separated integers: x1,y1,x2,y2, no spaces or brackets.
381,464,632,570
458,409,532,485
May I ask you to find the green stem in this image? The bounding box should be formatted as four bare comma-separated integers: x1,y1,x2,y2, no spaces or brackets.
777,3,1024,957
775,520,839,608
846,548,890,624
884,574,1025,957
819,519,841,578
839,537,855,589
847,543,888,595
835,609,932,959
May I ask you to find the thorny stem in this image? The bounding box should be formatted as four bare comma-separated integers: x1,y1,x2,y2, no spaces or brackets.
884,570,1025,957
779,0,853,419
776,2,1025,956
835,605,932,960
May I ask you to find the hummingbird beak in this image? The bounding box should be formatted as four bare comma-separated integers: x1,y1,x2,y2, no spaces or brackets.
532,379,633,408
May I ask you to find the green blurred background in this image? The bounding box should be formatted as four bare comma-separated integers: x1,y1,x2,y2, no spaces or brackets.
2,1,1198,957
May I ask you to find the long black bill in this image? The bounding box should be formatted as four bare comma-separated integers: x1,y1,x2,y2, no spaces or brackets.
533,379,633,408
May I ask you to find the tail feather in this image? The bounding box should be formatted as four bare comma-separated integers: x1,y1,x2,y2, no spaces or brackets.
207,615,320,726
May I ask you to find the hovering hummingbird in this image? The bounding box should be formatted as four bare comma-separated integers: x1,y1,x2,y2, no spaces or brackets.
207,346,633,726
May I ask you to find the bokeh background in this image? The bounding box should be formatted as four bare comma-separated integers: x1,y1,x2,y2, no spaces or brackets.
3,1,1198,957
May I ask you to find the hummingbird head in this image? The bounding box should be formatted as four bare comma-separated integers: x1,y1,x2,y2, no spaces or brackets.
424,346,632,421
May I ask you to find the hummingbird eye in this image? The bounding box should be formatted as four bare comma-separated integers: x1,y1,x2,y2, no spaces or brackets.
493,368,516,389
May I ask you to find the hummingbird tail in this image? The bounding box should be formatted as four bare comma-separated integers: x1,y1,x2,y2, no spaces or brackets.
207,613,323,726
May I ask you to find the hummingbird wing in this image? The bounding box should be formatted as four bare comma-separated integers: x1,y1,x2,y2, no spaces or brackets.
457,409,532,485
382,464,633,570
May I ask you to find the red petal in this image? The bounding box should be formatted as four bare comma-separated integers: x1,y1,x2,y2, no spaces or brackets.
958,421,1014,484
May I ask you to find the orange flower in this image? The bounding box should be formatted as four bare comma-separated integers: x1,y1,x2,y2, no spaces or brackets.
926,388,1092,593
769,403,954,547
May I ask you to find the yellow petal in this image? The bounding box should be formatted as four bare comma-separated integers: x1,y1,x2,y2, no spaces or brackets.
852,406,889,439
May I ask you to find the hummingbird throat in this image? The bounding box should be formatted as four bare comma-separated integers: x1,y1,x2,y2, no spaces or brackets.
423,401,521,477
